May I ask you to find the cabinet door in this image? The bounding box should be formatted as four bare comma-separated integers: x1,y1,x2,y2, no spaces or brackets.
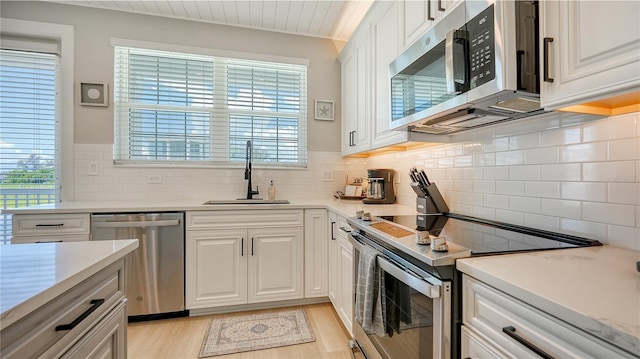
540,1,640,110
304,209,328,298
247,227,304,303
327,212,338,305
337,235,354,335
341,32,371,155
401,0,431,48
371,1,408,148
186,229,247,309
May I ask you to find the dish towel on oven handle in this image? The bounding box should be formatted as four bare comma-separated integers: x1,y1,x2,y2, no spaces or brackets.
354,245,386,337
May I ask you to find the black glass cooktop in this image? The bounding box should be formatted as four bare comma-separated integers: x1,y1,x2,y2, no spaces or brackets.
376,212,602,256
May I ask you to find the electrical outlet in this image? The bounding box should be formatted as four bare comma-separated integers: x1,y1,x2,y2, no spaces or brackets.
88,162,98,176
322,171,334,182
148,175,162,184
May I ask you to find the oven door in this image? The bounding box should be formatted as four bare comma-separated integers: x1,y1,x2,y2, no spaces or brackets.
350,232,452,359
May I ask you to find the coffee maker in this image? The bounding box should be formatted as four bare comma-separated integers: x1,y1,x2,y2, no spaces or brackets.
363,169,396,204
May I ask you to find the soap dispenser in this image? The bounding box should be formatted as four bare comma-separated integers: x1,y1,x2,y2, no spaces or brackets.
268,180,276,200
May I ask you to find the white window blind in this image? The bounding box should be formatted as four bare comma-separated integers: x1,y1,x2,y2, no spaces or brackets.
114,46,307,167
0,49,59,244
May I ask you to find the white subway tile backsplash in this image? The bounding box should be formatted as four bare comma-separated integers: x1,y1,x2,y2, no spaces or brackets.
540,163,581,181
72,113,640,250
509,196,541,213
484,166,509,180
525,181,560,198
524,213,560,231
484,194,509,209
608,138,640,161
607,225,640,251
509,132,541,150
583,113,638,142
560,219,607,240
583,202,636,227
608,183,640,205
583,161,637,182
509,165,541,180
560,142,607,162
561,182,607,202
473,153,496,167
541,127,581,146
541,199,582,219
496,181,525,196
525,147,559,164
496,150,524,165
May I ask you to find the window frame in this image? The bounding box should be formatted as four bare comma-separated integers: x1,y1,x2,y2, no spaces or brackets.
111,38,309,169
0,18,74,201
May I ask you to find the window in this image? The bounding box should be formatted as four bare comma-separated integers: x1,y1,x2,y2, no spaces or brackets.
114,46,308,167
0,49,59,244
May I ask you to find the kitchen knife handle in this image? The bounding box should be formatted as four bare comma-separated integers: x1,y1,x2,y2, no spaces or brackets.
543,37,554,83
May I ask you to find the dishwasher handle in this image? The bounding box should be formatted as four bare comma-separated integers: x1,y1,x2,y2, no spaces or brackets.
92,219,180,228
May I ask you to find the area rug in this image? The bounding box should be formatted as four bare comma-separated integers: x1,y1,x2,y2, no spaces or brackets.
198,309,316,357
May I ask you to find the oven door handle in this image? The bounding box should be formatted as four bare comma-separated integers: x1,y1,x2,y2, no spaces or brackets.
378,256,441,298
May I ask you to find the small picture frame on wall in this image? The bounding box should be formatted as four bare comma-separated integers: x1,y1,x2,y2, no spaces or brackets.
315,100,334,121
79,82,108,107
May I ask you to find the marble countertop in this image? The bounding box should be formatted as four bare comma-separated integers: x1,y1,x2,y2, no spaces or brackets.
0,198,417,219
457,245,640,356
0,239,138,330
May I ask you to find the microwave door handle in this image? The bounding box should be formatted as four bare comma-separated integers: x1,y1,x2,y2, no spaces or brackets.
445,29,467,95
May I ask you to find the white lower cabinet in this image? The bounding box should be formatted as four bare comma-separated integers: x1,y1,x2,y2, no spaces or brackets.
461,275,628,359
327,211,354,334
186,210,304,310
11,213,90,243
304,209,328,298
0,260,127,359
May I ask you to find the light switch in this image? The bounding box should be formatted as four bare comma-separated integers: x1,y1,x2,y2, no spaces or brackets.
322,171,333,182
88,162,98,176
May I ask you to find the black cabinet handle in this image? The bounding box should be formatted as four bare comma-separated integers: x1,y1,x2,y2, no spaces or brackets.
55,299,105,331
339,226,351,233
543,37,554,83
35,240,63,243
241,238,244,256
502,326,555,359
35,223,64,227
438,0,445,11
331,221,336,240
251,238,254,256
427,0,435,20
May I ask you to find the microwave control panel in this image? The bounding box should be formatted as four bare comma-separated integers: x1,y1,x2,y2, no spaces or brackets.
466,5,495,89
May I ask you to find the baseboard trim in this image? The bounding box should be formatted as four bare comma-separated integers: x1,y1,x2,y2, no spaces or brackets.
189,297,330,316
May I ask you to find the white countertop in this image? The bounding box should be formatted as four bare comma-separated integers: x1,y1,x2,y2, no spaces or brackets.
0,239,138,330
0,198,417,219
457,245,640,355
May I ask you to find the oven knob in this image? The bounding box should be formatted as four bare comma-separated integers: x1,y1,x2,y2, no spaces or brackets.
431,236,448,252
416,232,430,245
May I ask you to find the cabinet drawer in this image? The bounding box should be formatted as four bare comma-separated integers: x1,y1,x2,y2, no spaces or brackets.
462,275,628,359
11,234,90,244
187,210,303,230
461,326,507,359
0,260,125,359
12,213,90,236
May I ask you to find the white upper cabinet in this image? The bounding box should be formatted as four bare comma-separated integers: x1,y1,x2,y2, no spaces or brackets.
341,30,371,155
400,0,462,50
371,1,407,148
540,1,640,112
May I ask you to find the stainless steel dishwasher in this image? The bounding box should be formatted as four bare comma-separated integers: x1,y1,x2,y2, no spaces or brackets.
91,212,186,320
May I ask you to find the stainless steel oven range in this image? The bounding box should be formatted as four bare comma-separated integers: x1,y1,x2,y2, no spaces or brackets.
347,213,601,359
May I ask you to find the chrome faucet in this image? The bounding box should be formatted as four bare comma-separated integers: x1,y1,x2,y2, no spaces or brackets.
244,140,259,199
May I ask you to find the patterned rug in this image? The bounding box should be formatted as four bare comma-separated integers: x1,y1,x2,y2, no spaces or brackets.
198,309,316,357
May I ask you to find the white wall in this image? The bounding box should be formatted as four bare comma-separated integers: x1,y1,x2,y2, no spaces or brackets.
364,112,640,250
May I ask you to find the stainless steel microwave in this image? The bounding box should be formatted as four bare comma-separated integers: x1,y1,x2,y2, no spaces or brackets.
389,0,544,134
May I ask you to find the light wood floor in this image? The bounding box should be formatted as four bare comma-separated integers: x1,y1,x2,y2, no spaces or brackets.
128,303,352,359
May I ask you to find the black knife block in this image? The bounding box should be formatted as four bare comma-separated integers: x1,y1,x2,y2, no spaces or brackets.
412,182,450,214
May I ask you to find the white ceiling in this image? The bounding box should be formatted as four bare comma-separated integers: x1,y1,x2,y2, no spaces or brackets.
50,0,374,41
